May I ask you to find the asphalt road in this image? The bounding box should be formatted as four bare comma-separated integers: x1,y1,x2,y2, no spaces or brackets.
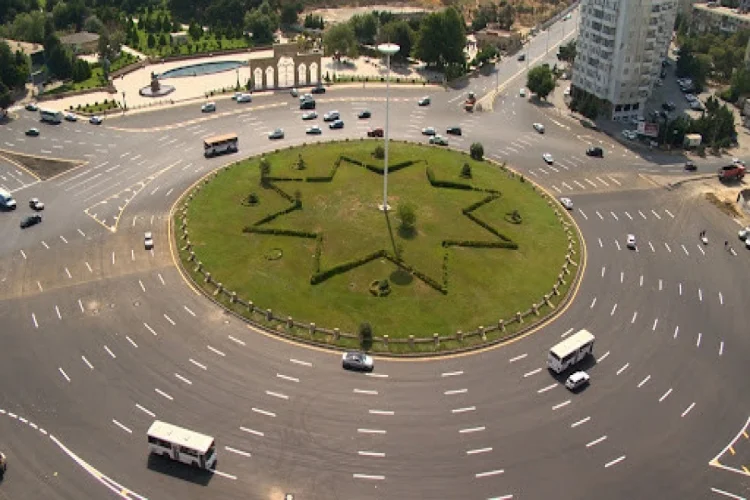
0,9,749,500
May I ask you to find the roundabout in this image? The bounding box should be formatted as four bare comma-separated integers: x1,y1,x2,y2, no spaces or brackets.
0,12,748,500
176,140,580,352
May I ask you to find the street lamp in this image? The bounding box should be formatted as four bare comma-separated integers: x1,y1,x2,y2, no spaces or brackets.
377,42,400,212
236,67,240,89
122,91,126,111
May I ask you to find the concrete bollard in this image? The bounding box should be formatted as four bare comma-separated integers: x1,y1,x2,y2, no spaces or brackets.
265,308,272,321
456,330,463,342
479,326,486,341
287,316,293,328
213,283,222,296
498,319,506,332
545,296,555,309
532,303,539,315
516,311,523,323
247,300,254,313
433,333,439,347
563,264,570,275
309,322,316,334
553,284,560,295
566,254,572,264
409,335,415,348
383,334,389,347
188,251,195,262
204,272,212,284
333,328,340,341
230,291,237,303
194,261,202,273
181,233,188,241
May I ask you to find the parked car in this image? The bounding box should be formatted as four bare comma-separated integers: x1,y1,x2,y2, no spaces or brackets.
517,54,526,61
559,197,573,210
367,128,384,137
144,232,154,250
429,134,448,146
586,146,604,157
20,214,42,228
446,126,462,136
268,128,284,139
422,126,436,136
311,85,326,94
533,122,545,133
357,110,371,119
323,111,340,122
89,115,103,125
25,128,40,137
64,112,78,122
565,371,590,390
201,102,216,113
626,234,637,249
342,351,374,371
306,125,322,135
418,96,430,106
542,153,554,164
301,111,317,120
685,161,697,171
329,119,344,129
25,103,38,112
739,226,750,240
29,198,44,211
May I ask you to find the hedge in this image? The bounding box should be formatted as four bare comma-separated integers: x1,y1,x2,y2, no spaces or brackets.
252,201,301,225
384,253,447,294
265,183,296,203
363,160,419,174
464,211,512,242
426,166,473,190
311,249,387,284
243,227,316,238
312,234,323,274
463,193,500,214
443,239,519,249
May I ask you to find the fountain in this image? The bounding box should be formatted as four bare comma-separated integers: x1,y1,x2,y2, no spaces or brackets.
139,71,176,97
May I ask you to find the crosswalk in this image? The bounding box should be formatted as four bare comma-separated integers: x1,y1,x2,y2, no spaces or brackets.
577,207,674,222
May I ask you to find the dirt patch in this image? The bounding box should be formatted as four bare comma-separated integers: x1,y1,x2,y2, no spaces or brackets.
705,192,742,218
0,151,85,180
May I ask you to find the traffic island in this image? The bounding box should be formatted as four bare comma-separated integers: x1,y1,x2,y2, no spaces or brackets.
174,140,583,355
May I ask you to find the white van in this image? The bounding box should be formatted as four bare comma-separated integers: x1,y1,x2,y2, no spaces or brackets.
0,189,17,209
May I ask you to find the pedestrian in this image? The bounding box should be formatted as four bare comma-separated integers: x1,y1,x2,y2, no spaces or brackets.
725,240,729,249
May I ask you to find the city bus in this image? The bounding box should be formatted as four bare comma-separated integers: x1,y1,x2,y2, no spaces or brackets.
547,329,595,373
203,133,238,157
147,420,217,469
39,108,63,124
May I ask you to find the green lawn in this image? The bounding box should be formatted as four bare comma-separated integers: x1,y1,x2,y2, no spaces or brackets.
179,141,577,346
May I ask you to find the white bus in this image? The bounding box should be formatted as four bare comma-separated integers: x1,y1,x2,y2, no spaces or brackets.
547,329,595,373
147,420,217,469
39,108,63,124
204,133,238,157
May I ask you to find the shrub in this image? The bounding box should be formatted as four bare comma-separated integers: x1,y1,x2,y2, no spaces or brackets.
470,142,484,160
294,154,306,170
259,156,271,185
373,145,384,159
397,202,416,230
247,192,259,205
359,322,373,350
460,162,472,178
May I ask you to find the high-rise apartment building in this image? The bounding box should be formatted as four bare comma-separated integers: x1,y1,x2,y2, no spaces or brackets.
572,0,678,121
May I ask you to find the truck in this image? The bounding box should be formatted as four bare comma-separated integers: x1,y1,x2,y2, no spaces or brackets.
718,164,746,182
465,92,476,112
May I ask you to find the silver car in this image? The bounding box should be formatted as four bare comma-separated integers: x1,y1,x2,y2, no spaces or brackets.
559,197,573,210
342,351,374,371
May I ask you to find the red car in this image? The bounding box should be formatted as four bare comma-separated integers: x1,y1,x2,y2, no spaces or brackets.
367,128,384,137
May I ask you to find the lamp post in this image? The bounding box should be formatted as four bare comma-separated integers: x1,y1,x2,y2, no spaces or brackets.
236,67,240,89
377,42,400,212
122,91,126,111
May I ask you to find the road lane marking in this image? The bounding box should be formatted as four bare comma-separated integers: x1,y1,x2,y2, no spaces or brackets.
81,356,94,370
369,409,394,415
158,273,165,285
699,288,703,302
37,281,43,292
444,389,468,395
189,358,207,370
266,390,289,400
228,335,245,346
682,403,696,417
571,416,591,428
85,261,92,272
136,403,155,417
664,242,671,253
631,311,638,324
697,333,702,347
353,474,385,480
277,374,299,383
537,383,556,394
659,388,673,402
60,235,68,244
155,388,173,400
561,328,574,338
225,446,252,458
41,241,49,249
586,435,607,447
358,428,387,434
597,351,610,363
719,292,723,305
616,363,629,375
711,487,746,499
252,407,276,417
112,419,132,434
610,303,617,316
366,372,388,378
719,341,724,356
163,313,175,326
652,318,658,331
290,358,312,367
55,305,62,319
466,447,493,455
78,299,84,312
604,456,626,468
524,368,542,377
59,367,70,382
240,426,264,437
211,470,236,480
460,426,485,434
637,375,651,388
20,249,26,259
620,271,624,284
32,313,38,328
183,305,196,316
476,469,504,478
175,373,192,385
354,389,378,395
103,345,116,359
452,406,476,414
358,451,385,457
590,297,597,309
207,345,226,356
442,370,464,377
138,280,146,292
144,323,157,335
509,353,527,362
65,268,72,279
126,336,138,348
552,400,570,410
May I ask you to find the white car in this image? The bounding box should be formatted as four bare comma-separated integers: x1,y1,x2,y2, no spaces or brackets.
519,88,526,97
236,93,252,103
64,112,78,122
306,125,322,135
323,111,340,122
542,153,554,164
559,197,573,210
418,96,431,106
290,88,299,97
144,232,154,250
565,371,590,390
301,111,317,120
533,122,545,133
299,93,313,102
29,198,45,211
732,158,745,166
739,226,750,240
201,102,216,112
89,115,102,125
563,87,571,96
342,351,374,371
626,234,637,249
422,126,436,136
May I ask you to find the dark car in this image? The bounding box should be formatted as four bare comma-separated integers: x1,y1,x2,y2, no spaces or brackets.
311,85,326,94
300,99,316,110
517,54,526,62
367,128,384,137
329,119,344,129
446,126,462,136
358,110,371,119
586,146,604,157
342,351,374,371
20,214,42,228
685,161,697,171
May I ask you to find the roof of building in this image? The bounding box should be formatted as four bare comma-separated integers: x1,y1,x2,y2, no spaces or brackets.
693,3,750,22
59,31,100,45
1,38,44,56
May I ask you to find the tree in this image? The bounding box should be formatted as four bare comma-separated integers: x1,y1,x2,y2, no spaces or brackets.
158,33,168,47
413,8,466,68
470,142,484,160
359,322,373,350
323,22,358,58
10,10,47,43
350,13,378,44
147,32,156,49
0,82,13,113
557,40,576,63
280,3,298,26
397,202,416,230
71,58,91,82
303,14,323,30
83,14,104,34
377,20,414,61
526,65,555,100
244,8,276,45
188,22,203,40
47,44,73,79
0,41,29,90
